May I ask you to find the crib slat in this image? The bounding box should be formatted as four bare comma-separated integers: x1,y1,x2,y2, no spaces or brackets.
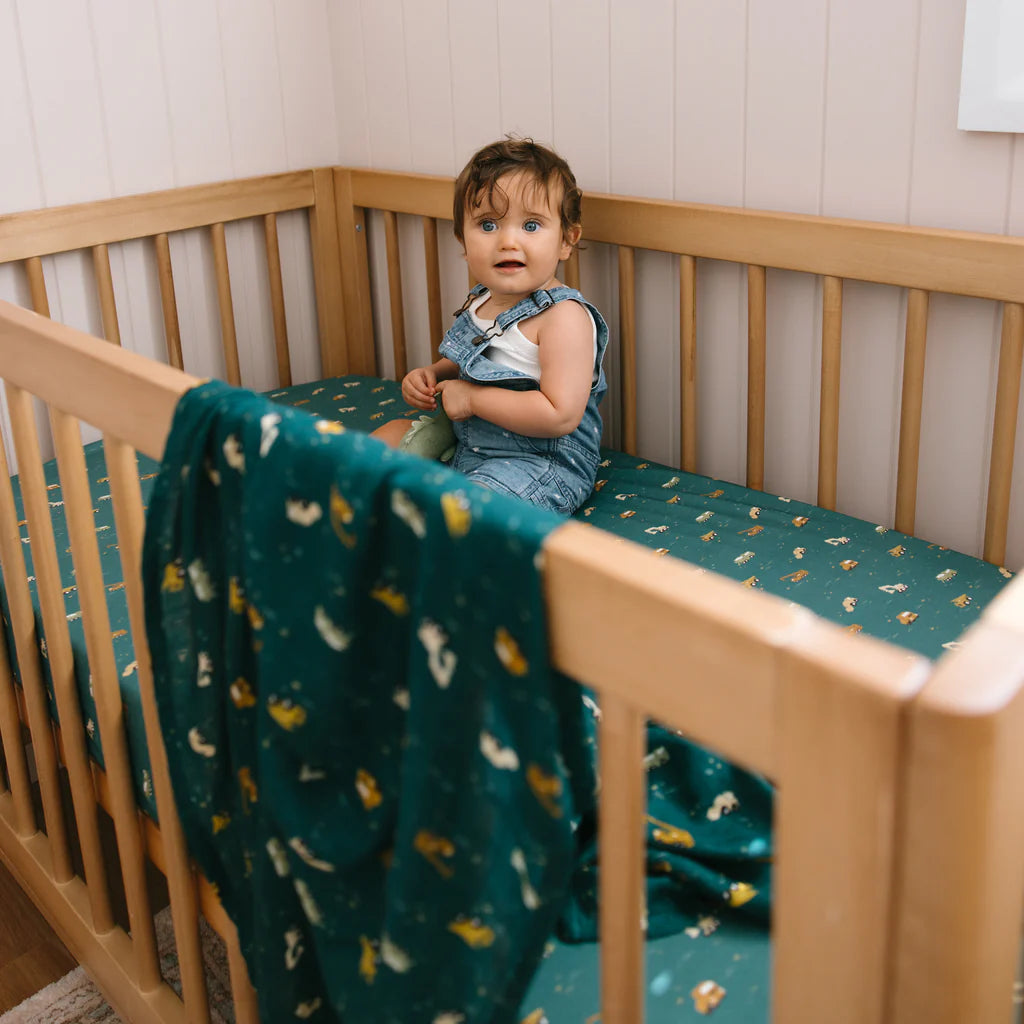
210,222,242,387
92,243,122,345
817,275,843,510
747,265,767,490
2,385,85,889
154,233,184,370
983,301,1023,566
307,166,351,378
7,391,118,929
384,210,408,380
227,925,260,1024
895,289,930,535
51,410,161,988
422,216,444,361
263,213,292,387
618,246,638,456
25,256,51,317
680,254,698,473
598,693,646,1024
564,247,581,291
0,620,35,835
105,437,212,1022
0,449,38,837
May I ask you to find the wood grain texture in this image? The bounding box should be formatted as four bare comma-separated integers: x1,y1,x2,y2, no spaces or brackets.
383,210,408,380
598,696,646,1024
895,289,930,535
889,575,1024,1022
817,275,843,509
983,302,1024,566
52,409,160,990
0,173,317,265
680,253,697,472
263,213,292,387
746,265,767,490
617,246,637,456
105,435,211,1022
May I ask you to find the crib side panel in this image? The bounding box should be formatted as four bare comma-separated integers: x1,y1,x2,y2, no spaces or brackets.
0,305,206,1022
0,170,351,450
0,301,259,1019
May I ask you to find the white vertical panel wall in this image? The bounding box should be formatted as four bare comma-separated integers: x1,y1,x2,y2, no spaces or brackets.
0,0,335,463
1,0,1022,566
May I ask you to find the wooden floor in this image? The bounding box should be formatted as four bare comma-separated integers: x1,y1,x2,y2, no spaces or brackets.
0,856,77,1014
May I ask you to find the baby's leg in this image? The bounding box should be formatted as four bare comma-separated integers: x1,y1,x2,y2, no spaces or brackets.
371,419,414,447
458,456,578,515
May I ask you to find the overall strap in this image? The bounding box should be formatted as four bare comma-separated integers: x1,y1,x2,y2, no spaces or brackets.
454,285,592,348
451,283,489,318
492,286,584,333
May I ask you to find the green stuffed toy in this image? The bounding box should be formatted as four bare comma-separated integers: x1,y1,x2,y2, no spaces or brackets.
398,405,457,464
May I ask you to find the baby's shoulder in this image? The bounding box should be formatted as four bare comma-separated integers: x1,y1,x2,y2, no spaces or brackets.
534,297,593,338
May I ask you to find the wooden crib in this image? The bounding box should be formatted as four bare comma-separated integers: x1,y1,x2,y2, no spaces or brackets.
0,168,1022,1024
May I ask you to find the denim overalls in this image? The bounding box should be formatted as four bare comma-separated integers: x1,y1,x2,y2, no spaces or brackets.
439,284,609,515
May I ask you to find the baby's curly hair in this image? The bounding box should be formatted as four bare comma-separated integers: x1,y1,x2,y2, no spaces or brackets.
453,137,582,246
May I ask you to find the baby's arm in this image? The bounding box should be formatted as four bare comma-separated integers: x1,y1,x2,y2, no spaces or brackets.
402,357,459,411
436,301,593,437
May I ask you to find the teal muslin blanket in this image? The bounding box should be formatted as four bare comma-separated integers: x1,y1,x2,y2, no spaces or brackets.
143,380,772,1023
143,380,592,1022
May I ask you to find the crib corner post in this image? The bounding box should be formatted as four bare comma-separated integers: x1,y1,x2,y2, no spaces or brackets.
887,583,1024,1024
332,167,377,377
772,624,929,1024
308,167,350,379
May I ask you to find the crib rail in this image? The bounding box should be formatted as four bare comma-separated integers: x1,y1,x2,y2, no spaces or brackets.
338,169,1024,566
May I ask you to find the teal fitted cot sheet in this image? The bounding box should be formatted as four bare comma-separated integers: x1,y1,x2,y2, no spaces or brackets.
0,373,1015,1022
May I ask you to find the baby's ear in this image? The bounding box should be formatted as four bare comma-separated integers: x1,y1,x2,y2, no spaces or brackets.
560,224,582,259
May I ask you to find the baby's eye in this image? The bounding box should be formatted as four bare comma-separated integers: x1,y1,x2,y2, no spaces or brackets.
523,220,541,232
480,219,497,232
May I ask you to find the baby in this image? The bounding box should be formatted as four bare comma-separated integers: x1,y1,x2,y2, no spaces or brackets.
375,137,608,515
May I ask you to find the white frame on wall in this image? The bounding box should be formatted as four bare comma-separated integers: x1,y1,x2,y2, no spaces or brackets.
959,0,1024,132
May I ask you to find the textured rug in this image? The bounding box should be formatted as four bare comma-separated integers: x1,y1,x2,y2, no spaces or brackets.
0,907,235,1024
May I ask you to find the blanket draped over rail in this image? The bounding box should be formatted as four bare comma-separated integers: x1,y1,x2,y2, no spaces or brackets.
142,380,772,1023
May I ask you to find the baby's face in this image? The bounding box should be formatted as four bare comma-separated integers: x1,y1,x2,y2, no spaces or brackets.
462,172,577,308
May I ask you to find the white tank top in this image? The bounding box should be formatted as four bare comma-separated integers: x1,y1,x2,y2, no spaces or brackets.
470,293,598,383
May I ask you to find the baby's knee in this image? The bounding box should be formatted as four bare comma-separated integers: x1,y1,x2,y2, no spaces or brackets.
370,418,414,448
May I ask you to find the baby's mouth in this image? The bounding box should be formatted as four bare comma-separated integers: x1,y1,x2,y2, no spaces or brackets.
495,260,525,269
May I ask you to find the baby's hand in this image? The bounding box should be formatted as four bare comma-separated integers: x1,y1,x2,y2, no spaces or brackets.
402,367,437,411
434,379,474,421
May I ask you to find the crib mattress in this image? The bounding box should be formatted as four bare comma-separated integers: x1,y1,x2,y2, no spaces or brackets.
521,914,768,1023
1,372,1015,1023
